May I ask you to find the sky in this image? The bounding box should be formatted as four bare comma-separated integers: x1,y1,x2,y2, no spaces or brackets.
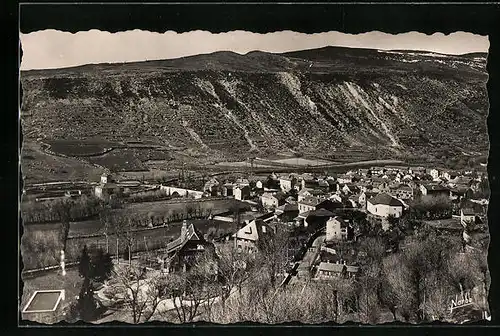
19,30,490,71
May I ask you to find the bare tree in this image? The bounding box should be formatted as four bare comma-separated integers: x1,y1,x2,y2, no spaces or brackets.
423,271,453,321
161,271,206,323
103,213,137,266
381,254,416,322
112,265,168,324
53,199,72,251
257,225,291,288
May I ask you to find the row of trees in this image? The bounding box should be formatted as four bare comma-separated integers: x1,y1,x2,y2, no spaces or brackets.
409,195,453,220
22,195,103,224
126,189,170,203
99,203,216,232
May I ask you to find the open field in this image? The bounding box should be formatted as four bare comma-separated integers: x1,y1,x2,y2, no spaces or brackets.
22,218,238,271
43,139,123,157
88,149,148,172
23,220,102,237
121,198,239,218
270,157,335,166
215,161,274,168
21,141,105,183
22,198,240,238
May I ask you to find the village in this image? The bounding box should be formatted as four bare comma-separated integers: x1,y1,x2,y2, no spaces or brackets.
20,161,491,324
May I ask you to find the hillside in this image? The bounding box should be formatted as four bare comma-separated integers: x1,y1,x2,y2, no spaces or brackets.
20,46,489,180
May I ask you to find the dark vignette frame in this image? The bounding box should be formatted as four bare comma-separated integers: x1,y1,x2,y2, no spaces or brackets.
6,1,500,336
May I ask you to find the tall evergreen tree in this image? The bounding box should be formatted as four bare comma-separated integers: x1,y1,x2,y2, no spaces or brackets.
78,245,93,279
93,248,114,283
75,277,99,321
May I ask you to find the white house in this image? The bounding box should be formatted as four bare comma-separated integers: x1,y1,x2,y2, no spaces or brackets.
358,191,378,209
326,216,349,242
100,173,113,184
366,193,404,219
430,169,440,181
298,196,319,214
233,185,250,201
232,220,272,254
261,192,279,209
337,174,353,184
279,177,295,192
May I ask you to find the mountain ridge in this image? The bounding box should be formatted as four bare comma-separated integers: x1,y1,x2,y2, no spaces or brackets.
20,45,489,177
21,45,488,74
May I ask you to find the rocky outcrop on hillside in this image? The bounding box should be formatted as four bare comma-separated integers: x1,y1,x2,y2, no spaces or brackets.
20,47,489,163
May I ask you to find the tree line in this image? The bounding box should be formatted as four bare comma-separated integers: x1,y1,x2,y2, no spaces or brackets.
21,196,103,224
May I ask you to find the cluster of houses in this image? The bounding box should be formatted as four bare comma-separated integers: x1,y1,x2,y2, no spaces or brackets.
203,177,253,201
90,164,488,287
156,165,488,282
254,166,487,228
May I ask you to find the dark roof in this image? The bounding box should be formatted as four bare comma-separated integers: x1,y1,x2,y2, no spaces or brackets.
279,203,298,212
166,223,205,254
299,196,320,206
367,193,404,207
256,212,276,221
308,208,336,218
317,199,344,210
318,262,345,273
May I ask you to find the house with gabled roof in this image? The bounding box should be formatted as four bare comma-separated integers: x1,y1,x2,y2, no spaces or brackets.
298,188,325,202
366,193,404,219
232,219,273,254
165,220,215,273
298,196,320,214
420,183,450,197
261,192,280,209
315,261,359,280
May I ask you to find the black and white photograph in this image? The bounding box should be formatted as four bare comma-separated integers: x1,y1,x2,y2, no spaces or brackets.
19,8,492,325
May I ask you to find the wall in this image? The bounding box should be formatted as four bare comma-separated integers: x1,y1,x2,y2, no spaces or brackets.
160,185,204,199
213,216,234,223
